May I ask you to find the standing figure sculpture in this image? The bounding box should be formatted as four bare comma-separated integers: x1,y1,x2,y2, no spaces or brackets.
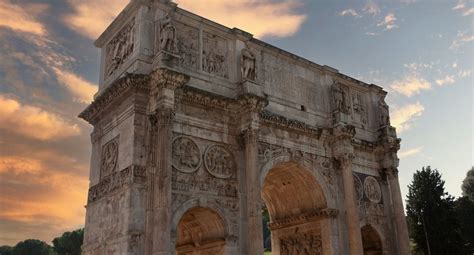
378,95,390,126
332,82,348,113
241,44,256,81
160,13,177,53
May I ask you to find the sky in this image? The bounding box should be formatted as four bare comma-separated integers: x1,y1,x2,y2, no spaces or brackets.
0,0,472,246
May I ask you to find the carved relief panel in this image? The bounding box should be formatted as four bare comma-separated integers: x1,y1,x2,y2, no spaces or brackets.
100,136,119,179
280,232,322,255
172,136,201,174
105,18,135,78
202,32,228,78
350,91,368,124
175,22,199,70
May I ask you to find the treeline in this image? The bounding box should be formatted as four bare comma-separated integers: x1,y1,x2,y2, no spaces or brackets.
0,228,83,255
406,166,474,254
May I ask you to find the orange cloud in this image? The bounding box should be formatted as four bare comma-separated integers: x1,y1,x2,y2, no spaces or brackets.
0,95,80,141
65,0,306,39
175,0,306,38
0,154,88,245
390,75,432,97
52,67,97,104
65,0,128,39
0,0,47,36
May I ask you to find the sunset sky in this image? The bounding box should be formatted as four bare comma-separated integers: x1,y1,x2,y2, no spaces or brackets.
0,0,472,246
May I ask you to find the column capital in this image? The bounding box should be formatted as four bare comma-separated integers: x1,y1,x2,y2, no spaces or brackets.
335,151,355,169
150,68,189,92
240,128,259,146
237,94,268,114
149,108,175,129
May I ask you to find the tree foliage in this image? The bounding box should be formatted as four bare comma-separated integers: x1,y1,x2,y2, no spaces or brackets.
5,239,53,255
461,166,474,199
52,228,84,255
406,166,468,255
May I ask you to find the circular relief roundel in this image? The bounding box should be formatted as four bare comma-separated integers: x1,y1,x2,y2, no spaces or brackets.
364,176,382,203
172,136,201,173
353,174,363,201
204,145,235,179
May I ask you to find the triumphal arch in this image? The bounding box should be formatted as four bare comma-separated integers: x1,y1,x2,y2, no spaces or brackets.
80,1,411,254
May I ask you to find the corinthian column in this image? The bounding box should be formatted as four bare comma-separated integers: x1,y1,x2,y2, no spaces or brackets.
387,167,411,255
144,68,188,255
333,125,363,255
238,94,267,255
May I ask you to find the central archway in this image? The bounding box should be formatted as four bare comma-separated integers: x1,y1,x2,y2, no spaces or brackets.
361,225,383,255
261,161,334,254
175,207,226,255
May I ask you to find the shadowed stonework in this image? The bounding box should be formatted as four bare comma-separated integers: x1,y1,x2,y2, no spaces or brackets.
79,0,411,254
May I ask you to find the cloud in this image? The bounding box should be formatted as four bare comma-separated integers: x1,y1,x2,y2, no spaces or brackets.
377,13,398,30
453,0,465,10
175,0,307,38
453,0,474,16
0,154,88,245
65,0,307,39
391,102,425,133
0,0,47,36
52,67,97,104
403,62,434,72
458,69,472,77
390,75,432,97
463,8,474,16
339,9,359,17
435,75,456,86
365,32,379,36
0,95,80,141
449,30,474,50
65,0,128,39
363,0,381,16
398,146,423,159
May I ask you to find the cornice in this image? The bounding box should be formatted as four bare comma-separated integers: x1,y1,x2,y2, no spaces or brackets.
79,74,150,124
268,208,338,231
175,86,233,110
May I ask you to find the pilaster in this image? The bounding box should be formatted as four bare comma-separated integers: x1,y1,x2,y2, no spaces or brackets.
332,124,364,255
145,68,189,255
238,94,268,255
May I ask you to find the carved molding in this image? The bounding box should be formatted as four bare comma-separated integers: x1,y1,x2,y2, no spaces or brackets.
259,110,322,138
175,87,232,110
268,209,338,231
204,145,236,179
79,74,150,123
88,165,146,203
238,94,268,113
241,128,259,145
172,136,201,174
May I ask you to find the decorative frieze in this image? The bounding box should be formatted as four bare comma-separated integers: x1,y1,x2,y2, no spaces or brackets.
280,232,323,255
88,165,146,203
202,32,227,78
259,111,322,138
364,176,382,203
171,169,238,198
105,18,135,77
175,87,232,110
268,209,338,231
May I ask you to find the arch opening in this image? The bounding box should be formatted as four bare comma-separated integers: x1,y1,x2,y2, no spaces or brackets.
361,225,383,255
261,161,328,254
175,207,226,255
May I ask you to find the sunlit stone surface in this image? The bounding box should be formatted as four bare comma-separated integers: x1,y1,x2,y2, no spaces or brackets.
79,1,410,254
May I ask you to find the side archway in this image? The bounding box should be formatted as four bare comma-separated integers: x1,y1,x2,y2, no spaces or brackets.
260,160,336,255
361,224,383,255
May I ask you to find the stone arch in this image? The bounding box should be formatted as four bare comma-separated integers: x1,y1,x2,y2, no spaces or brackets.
361,224,383,255
171,198,233,254
260,155,335,209
260,157,336,254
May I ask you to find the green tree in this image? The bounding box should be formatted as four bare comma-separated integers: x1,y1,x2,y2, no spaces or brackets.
0,245,13,255
11,239,53,255
461,167,474,199
406,166,467,255
262,206,271,250
455,196,474,253
52,228,84,255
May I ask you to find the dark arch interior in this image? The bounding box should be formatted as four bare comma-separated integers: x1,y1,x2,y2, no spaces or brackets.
175,207,226,255
361,225,383,255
